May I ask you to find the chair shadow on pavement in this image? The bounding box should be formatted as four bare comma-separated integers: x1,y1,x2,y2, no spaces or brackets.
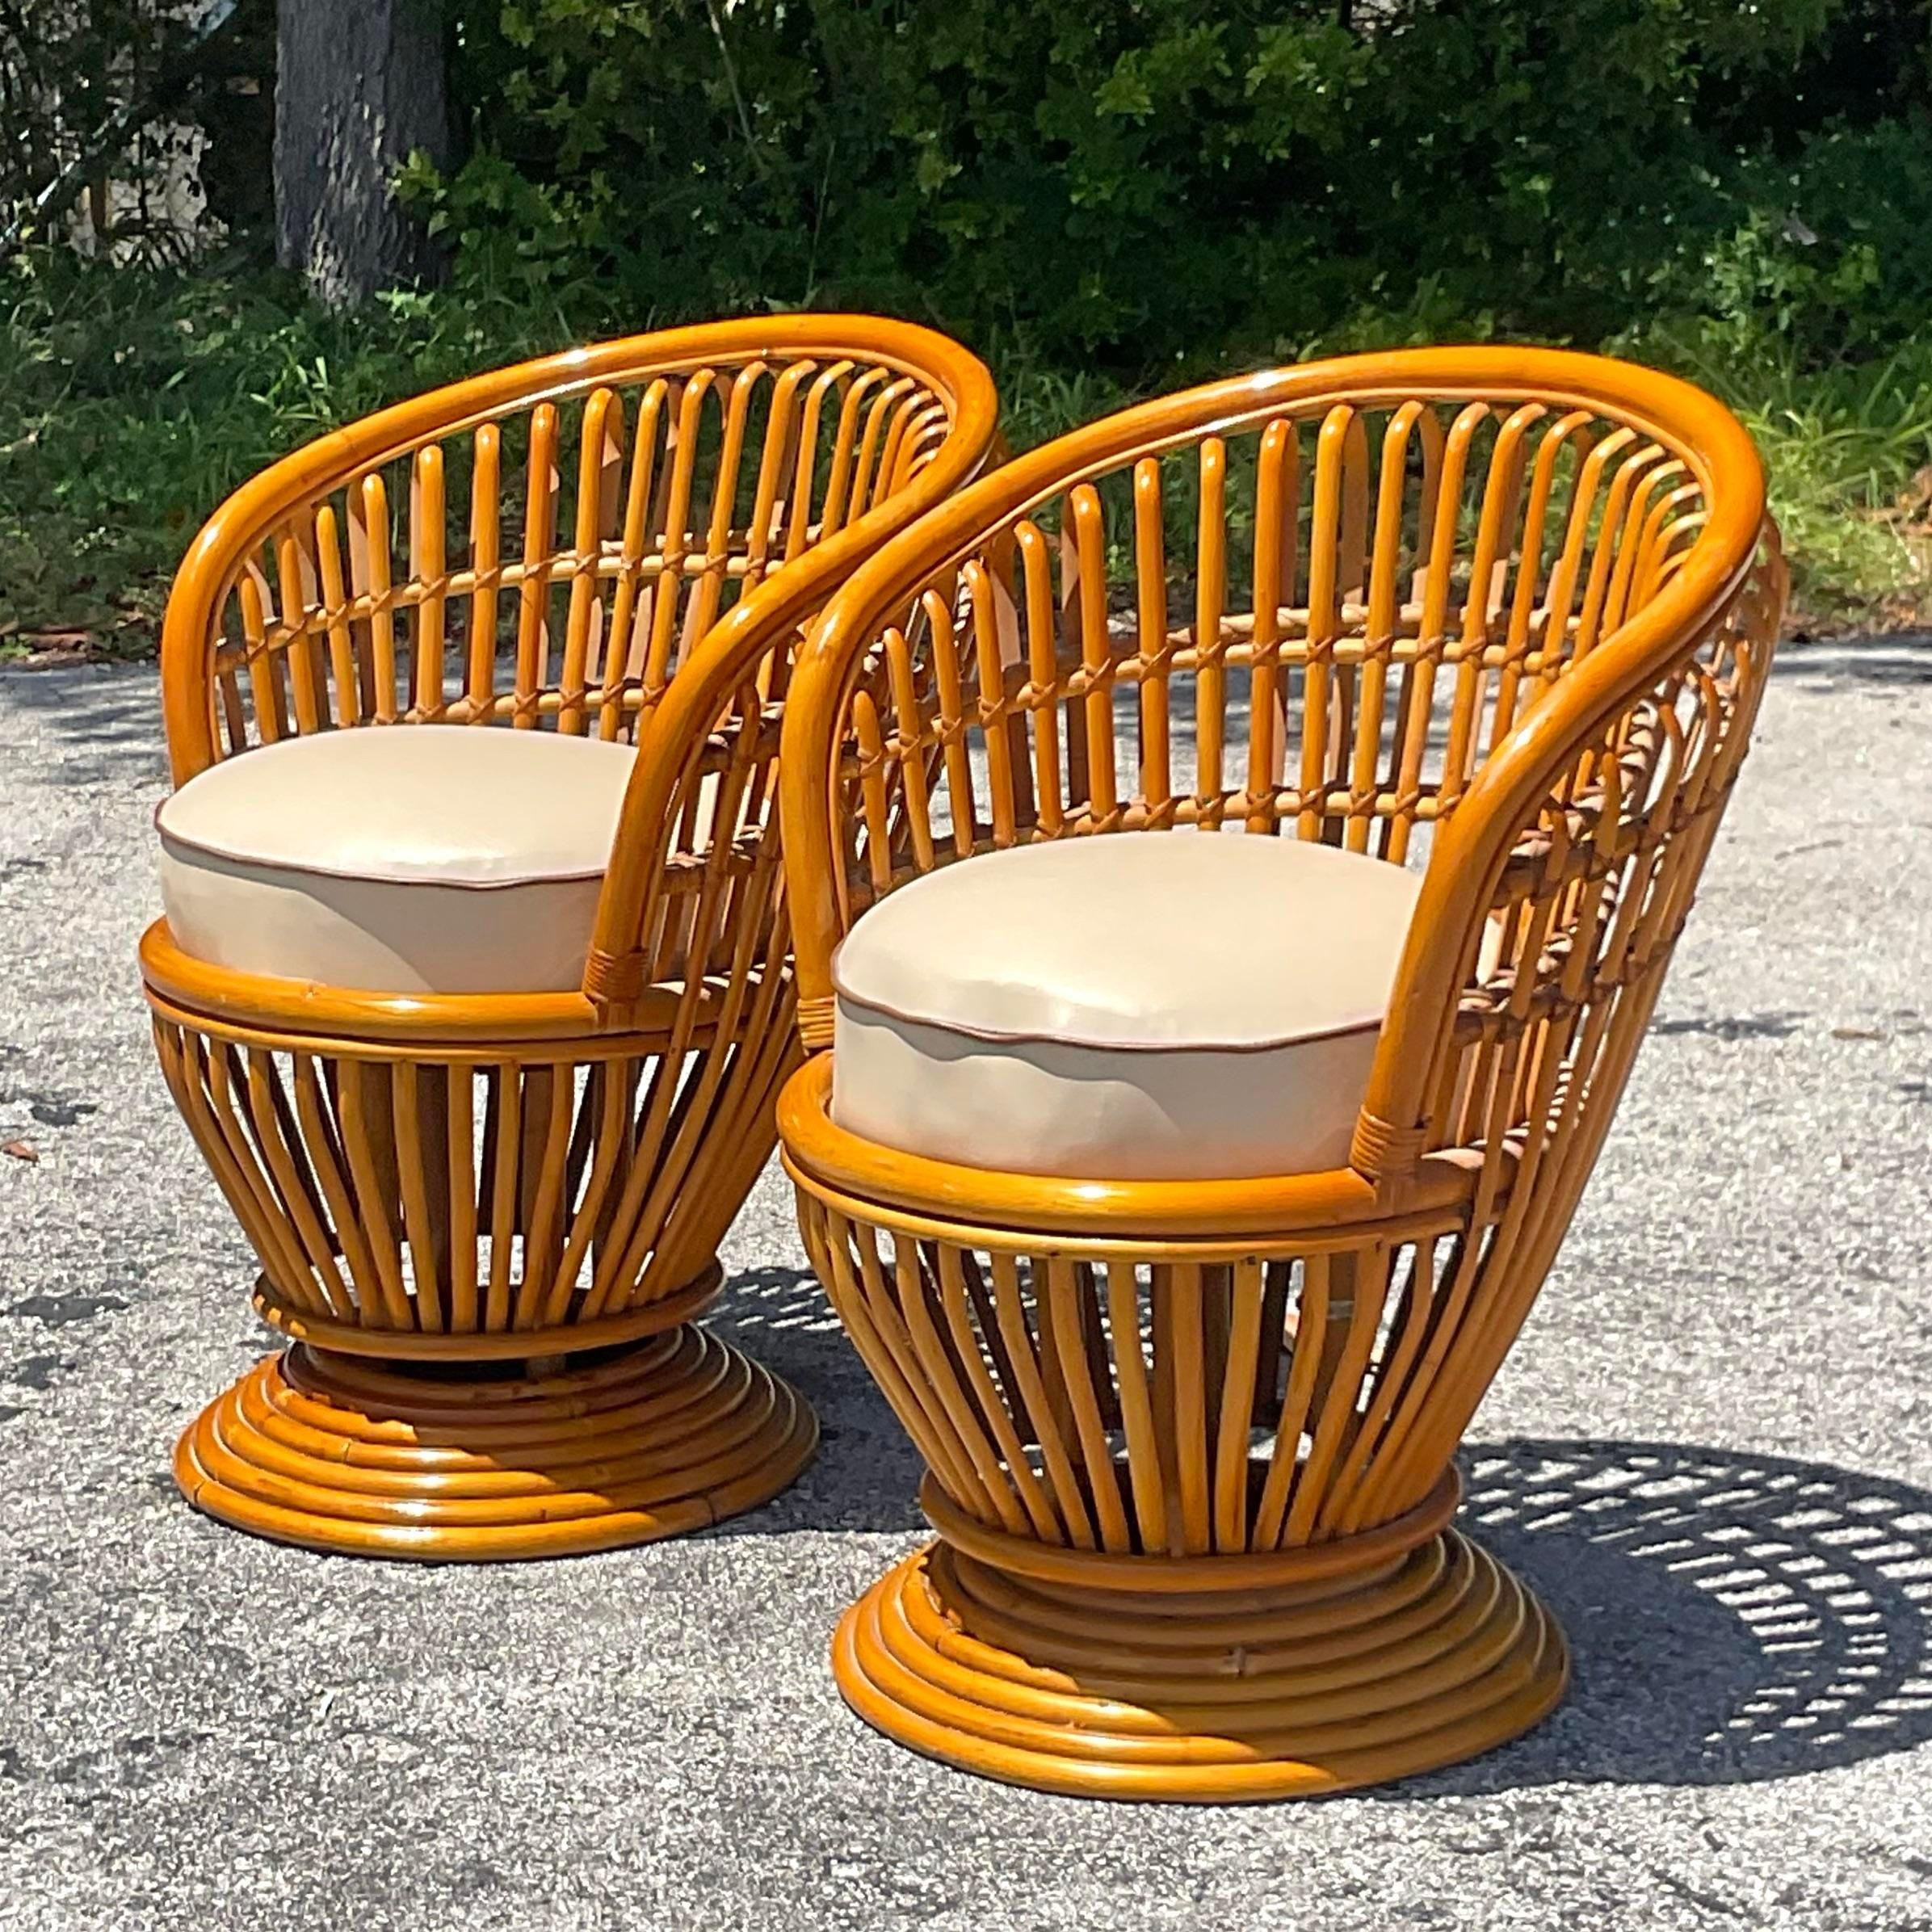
709,1267,1932,1792
1404,1435,1932,1794
707,1263,930,1535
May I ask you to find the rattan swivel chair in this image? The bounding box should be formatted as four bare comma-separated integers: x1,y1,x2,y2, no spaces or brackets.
777,346,1784,1796
144,317,998,1559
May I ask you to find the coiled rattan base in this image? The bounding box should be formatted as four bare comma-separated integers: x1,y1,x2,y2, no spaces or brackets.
834,1531,1566,1800
174,1325,817,1560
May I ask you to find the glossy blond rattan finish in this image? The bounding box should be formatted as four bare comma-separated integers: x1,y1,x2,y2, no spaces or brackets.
144,317,998,1559
777,346,1785,1794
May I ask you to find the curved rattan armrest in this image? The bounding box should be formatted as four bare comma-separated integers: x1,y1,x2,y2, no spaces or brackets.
785,349,1749,1022
165,322,864,783
153,315,997,1026
585,328,999,1010
160,315,998,790
1354,510,1782,1190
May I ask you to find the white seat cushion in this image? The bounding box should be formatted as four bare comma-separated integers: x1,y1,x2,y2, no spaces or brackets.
157,725,640,994
831,833,1422,1180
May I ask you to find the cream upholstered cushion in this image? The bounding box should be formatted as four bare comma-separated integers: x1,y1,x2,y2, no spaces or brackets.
830,833,1422,1181
157,725,641,995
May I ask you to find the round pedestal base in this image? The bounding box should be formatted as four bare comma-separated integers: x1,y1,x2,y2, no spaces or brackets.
834,1531,1566,1800
175,1326,817,1560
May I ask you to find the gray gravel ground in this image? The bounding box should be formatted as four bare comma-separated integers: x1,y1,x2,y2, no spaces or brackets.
2,646,1930,1932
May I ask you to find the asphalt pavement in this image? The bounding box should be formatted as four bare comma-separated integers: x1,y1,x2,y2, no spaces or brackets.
2,645,1929,1931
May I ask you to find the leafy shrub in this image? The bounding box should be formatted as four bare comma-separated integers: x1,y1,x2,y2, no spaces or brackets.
1,0,275,261
409,0,1929,375
7,2,1932,643
0,248,576,636
1699,119,1932,363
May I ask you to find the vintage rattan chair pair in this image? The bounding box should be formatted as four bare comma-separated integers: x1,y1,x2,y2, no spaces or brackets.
142,317,999,1560
775,346,1786,1799
145,332,1782,1802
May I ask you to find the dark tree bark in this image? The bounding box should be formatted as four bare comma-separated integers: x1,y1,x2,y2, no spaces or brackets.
275,0,448,306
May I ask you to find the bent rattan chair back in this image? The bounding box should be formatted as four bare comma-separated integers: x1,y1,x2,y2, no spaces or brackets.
160,317,998,1000
782,345,1785,1559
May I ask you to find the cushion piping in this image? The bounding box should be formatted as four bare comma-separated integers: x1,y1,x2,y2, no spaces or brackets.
832,966,1388,1056
154,800,612,892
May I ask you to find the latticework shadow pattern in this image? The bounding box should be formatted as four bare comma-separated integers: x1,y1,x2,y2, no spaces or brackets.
1446,1438,1932,1791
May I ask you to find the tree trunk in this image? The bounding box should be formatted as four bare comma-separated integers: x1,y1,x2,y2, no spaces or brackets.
275,0,448,307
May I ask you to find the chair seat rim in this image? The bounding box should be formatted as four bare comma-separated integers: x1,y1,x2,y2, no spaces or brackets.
138,917,713,1048
777,1056,1479,1245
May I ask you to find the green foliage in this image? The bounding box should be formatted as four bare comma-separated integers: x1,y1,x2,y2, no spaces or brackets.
1698,120,1932,362
0,249,576,639
5,249,1926,648
7,2,1932,643
410,0,1925,373
2,2,193,225
0,0,275,260
1662,328,1932,622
